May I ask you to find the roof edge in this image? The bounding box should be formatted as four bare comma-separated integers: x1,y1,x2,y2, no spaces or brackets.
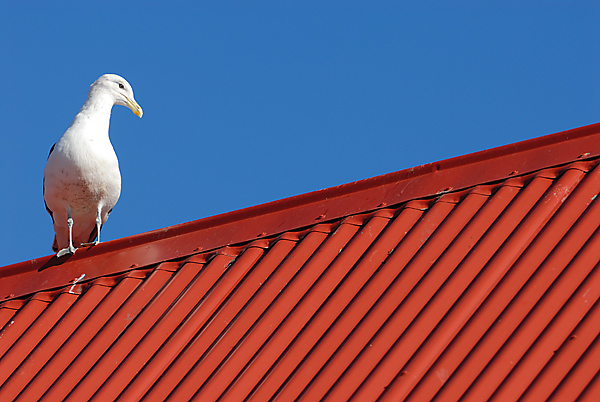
2,122,600,300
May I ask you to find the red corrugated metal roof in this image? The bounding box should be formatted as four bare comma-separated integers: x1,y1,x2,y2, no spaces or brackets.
2,123,600,401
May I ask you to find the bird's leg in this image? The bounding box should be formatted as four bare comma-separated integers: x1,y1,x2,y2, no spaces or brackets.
56,212,77,257
95,212,101,244
81,206,102,247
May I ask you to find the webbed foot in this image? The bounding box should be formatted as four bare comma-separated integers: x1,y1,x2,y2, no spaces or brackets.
56,245,76,258
80,240,99,247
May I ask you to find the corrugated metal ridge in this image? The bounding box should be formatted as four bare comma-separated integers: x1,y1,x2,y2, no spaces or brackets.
2,123,600,302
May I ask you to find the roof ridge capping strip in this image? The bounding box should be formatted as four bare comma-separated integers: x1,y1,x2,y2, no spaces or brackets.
2,123,600,301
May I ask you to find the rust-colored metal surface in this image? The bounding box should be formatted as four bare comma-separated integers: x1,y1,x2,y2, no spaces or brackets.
1,125,600,400
3,122,600,302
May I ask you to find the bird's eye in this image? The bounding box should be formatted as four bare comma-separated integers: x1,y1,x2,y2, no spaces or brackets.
118,83,125,89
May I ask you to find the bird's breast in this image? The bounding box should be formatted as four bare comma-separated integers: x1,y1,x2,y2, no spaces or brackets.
44,137,121,215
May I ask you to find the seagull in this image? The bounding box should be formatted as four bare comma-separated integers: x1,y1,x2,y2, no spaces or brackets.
43,74,143,258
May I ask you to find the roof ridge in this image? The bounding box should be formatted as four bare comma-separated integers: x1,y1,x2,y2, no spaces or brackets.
2,122,600,300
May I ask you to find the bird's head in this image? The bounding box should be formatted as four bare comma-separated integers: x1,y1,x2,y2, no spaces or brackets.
90,74,143,118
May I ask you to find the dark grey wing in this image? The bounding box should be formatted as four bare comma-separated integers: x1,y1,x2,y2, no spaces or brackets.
47,143,56,159
86,226,98,244
43,143,56,222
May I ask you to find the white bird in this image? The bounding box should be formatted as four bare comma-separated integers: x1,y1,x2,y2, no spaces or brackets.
43,74,143,258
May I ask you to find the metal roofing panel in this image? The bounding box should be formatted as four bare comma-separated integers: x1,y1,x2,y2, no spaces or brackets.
1,124,600,401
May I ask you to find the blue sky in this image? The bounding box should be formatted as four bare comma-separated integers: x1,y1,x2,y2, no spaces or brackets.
1,2,599,267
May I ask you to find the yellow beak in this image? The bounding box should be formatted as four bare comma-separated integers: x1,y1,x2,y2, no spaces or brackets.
124,96,143,118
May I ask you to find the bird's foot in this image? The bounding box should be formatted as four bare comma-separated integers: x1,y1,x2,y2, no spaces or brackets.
56,245,76,258
80,240,99,247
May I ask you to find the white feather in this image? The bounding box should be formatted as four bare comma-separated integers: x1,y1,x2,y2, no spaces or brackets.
43,74,142,256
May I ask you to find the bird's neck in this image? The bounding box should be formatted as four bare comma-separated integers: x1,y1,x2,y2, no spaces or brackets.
69,94,115,138
80,93,114,120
